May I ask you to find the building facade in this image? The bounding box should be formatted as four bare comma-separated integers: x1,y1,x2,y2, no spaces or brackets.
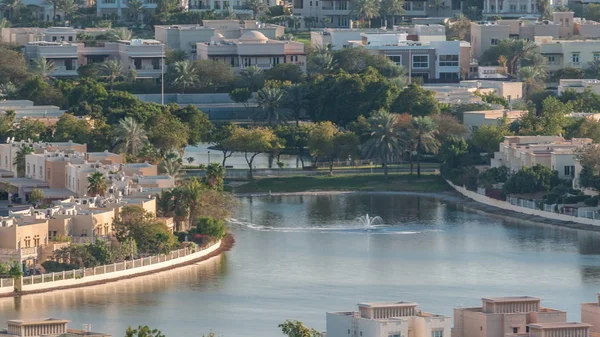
327,302,451,337
482,0,539,18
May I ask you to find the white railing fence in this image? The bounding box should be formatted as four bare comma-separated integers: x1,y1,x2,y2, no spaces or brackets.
0,240,218,290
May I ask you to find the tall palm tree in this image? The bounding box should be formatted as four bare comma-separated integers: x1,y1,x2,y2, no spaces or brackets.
13,145,33,178
0,82,17,99
239,65,264,92
108,27,133,41
220,7,236,19
350,0,379,27
585,60,600,79
518,65,547,99
308,46,336,74
362,110,406,177
30,57,56,81
127,0,144,22
255,87,287,125
507,39,538,76
57,0,77,22
284,84,308,126
202,162,225,190
113,117,148,156
159,155,184,181
379,0,405,28
99,59,124,90
244,0,267,19
171,60,199,94
410,116,439,177
182,177,205,230
537,0,552,19
42,0,59,21
428,0,447,17
87,172,107,196
1,0,21,19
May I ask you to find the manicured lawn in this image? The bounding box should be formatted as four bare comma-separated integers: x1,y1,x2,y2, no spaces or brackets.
233,173,451,193
293,32,312,46
316,163,440,170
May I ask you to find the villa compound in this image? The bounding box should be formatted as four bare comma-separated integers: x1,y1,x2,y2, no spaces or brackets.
0,318,110,337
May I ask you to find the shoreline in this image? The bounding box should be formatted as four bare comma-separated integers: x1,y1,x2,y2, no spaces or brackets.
0,235,235,298
235,190,600,233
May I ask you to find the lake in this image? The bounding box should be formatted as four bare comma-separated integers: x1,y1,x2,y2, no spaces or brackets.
2,193,600,336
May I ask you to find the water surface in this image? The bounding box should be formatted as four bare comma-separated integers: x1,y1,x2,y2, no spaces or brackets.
1,194,600,336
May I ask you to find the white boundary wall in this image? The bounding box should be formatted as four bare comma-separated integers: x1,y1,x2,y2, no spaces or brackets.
447,180,600,227
0,239,221,295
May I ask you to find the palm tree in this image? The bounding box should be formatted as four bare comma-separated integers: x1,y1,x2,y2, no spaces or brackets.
0,82,17,99
518,65,547,99
350,0,379,27
284,84,308,126
87,172,107,196
308,46,336,74
108,27,133,41
537,0,552,19
202,162,225,190
585,60,600,79
159,155,184,181
99,59,124,90
57,0,77,22
186,156,195,165
182,177,205,230
255,87,287,125
239,66,264,92
506,39,538,76
166,49,187,65
220,7,236,19
42,0,59,21
1,0,21,19
0,17,10,27
362,110,406,177
428,0,447,17
127,0,144,22
113,117,148,156
411,116,439,177
244,0,267,19
30,57,56,81
379,0,405,28
13,145,33,178
171,60,199,94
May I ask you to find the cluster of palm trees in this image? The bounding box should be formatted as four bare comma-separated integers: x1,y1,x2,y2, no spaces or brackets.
349,0,408,27
362,110,438,177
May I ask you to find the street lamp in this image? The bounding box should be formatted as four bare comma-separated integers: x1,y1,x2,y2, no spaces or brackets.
208,151,211,165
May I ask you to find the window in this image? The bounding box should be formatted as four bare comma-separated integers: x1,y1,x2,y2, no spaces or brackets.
440,72,459,80
491,38,499,46
595,53,600,61
388,55,402,65
152,58,160,70
439,54,459,67
68,36,73,41
316,1,318,5
526,327,530,333
309,1,312,5
244,57,251,67
572,52,580,64
432,330,443,337
512,328,518,334
565,165,575,177
547,55,556,64
271,57,280,65
412,55,429,68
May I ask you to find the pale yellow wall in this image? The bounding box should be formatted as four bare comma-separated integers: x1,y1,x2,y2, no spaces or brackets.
48,217,72,238
0,221,48,249
582,303,600,333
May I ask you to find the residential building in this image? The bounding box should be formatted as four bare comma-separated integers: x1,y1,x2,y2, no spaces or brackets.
482,0,540,19
424,86,485,104
154,21,285,57
558,79,600,95
537,37,600,76
327,301,451,337
23,41,79,77
187,0,279,15
582,293,600,333
95,0,185,20
453,296,568,337
470,22,510,59
0,218,48,271
0,100,63,119
347,33,464,82
25,151,87,189
0,140,87,178
463,109,525,133
311,28,390,50
460,80,524,101
528,323,591,337
0,318,111,337
196,31,306,72
0,27,44,45
490,136,592,179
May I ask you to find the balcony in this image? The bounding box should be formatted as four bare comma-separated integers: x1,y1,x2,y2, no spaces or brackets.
0,247,39,261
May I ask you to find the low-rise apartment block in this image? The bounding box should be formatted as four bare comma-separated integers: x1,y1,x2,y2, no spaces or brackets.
453,296,568,337
558,79,600,95
463,109,525,133
196,31,306,72
0,140,87,178
537,36,600,76
482,0,540,19
327,301,451,337
0,318,111,337
491,136,592,180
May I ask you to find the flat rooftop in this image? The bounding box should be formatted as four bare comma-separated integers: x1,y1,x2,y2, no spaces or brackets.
483,296,541,302
358,301,418,308
529,322,591,329
7,318,70,325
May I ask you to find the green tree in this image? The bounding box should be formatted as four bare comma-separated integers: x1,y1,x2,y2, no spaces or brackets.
362,110,406,177
57,0,78,21
379,0,404,27
159,155,184,181
279,320,322,337
244,0,267,19
349,0,379,27
308,46,336,74
518,65,547,99
17,77,64,106
99,59,124,90
471,121,511,154
194,217,226,239
108,27,133,41
211,124,236,167
392,83,440,116
8,261,22,279
127,0,144,21
480,39,539,76
113,206,177,253
284,84,308,126
0,82,17,99
446,13,470,41
439,136,468,170
148,113,190,155
1,0,22,19
585,59,600,79
477,166,509,189
308,121,359,174
202,162,225,190
113,117,148,156
229,87,253,112
0,47,29,87
87,172,107,196
171,60,199,94
333,47,404,78
255,86,287,125
13,145,33,177
53,114,93,144
265,63,304,83
170,105,212,146
0,110,15,139
165,49,187,65
503,164,560,195
537,0,552,19
30,57,56,81
239,65,265,92
29,188,44,205
227,127,282,178
410,116,439,177
125,326,166,337
195,59,235,89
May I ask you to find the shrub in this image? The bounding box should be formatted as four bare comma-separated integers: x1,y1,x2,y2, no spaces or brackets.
194,217,226,239
41,261,78,273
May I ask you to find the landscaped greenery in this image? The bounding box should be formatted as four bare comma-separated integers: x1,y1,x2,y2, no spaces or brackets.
234,173,450,194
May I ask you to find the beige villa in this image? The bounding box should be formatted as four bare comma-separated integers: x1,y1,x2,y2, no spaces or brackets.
0,318,110,337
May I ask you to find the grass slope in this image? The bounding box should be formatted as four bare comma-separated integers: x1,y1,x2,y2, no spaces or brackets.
234,173,450,193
